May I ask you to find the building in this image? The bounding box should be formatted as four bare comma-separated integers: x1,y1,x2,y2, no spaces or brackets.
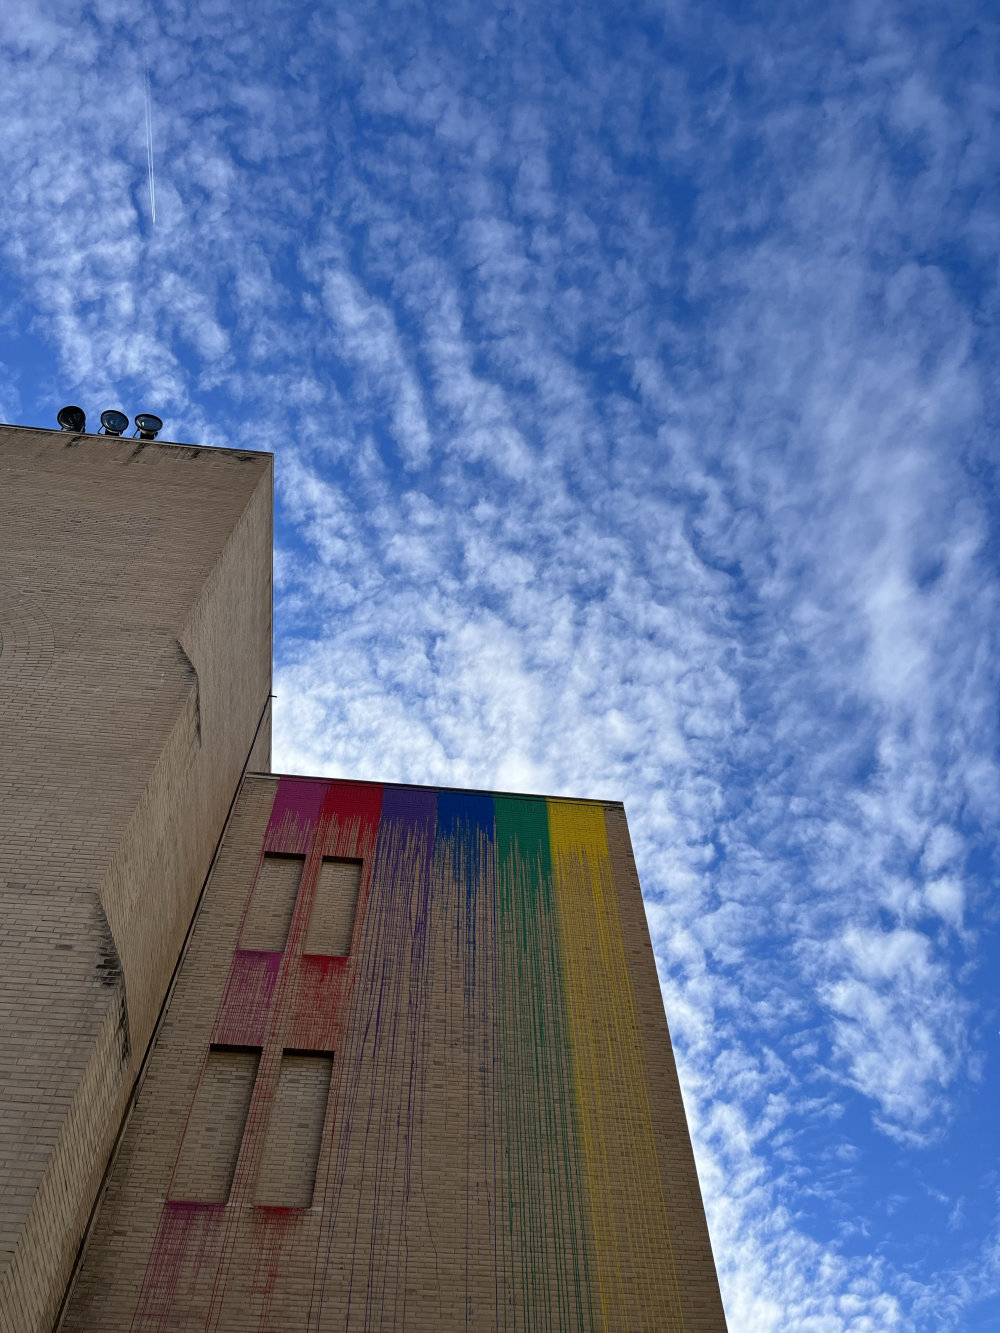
0,421,727,1331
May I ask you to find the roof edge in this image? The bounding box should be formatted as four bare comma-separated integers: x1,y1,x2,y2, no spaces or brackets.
245,770,625,808
0,421,274,461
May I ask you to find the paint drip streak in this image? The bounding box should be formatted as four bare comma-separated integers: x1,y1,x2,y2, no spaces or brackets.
128,780,678,1332
312,788,438,1331
495,797,593,1333
548,801,685,1333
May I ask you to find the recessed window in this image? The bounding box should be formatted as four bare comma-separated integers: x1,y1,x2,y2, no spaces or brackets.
254,1052,334,1208
304,858,362,956
240,854,304,952
170,1046,260,1203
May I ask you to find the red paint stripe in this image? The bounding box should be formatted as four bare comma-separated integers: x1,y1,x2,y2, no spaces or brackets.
317,779,384,842
132,778,389,1331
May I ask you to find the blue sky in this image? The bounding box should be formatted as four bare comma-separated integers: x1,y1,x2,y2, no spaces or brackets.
2,0,999,1326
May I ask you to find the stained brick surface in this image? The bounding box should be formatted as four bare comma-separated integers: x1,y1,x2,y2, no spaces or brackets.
61,776,728,1332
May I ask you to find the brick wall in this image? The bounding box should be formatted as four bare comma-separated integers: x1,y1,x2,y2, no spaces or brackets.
62,776,727,1332
0,425,273,1333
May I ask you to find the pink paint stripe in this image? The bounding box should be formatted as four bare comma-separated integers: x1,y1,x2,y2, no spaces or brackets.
211,950,282,1046
264,777,328,855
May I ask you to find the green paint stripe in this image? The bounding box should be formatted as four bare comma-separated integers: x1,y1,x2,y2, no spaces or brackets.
494,797,594,1333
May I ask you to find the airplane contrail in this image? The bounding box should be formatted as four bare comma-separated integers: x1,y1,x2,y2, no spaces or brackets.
144,59,156,224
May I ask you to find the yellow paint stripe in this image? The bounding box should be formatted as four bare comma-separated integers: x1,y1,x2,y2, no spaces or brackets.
547,801,685,1333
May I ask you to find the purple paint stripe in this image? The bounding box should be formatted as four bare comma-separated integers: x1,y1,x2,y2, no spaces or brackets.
378,785,438,874
312,785,439,1331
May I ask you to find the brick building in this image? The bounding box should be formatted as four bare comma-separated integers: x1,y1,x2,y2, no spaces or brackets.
0,421,727,1331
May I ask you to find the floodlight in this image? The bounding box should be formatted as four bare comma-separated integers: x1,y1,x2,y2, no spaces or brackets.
134,413,163,440
57,405,86,432
100,409,129,436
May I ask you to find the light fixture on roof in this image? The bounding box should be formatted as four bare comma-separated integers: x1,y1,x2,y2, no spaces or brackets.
57,405,86,432
100,410,129,437
134,413,162,440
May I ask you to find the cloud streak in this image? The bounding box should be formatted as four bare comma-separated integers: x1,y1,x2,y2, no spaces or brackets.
144,61,156,224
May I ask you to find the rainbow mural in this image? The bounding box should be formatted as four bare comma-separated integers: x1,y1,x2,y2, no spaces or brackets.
126,777,686,1333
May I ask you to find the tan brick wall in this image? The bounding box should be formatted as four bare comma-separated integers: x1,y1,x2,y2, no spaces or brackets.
254,1053,333,1207
61,776,280,1333
246,697,273,774
604,805,729,1331
0,425,273,1333
170,1048,261,1204
61,777,727,1332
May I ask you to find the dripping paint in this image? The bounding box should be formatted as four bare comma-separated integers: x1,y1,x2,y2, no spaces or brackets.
125,777,683,1333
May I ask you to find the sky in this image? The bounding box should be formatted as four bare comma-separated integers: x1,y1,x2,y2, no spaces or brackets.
1,0,998,1327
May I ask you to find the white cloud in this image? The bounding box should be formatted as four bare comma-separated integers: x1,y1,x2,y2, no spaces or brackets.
821,927,967,1141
